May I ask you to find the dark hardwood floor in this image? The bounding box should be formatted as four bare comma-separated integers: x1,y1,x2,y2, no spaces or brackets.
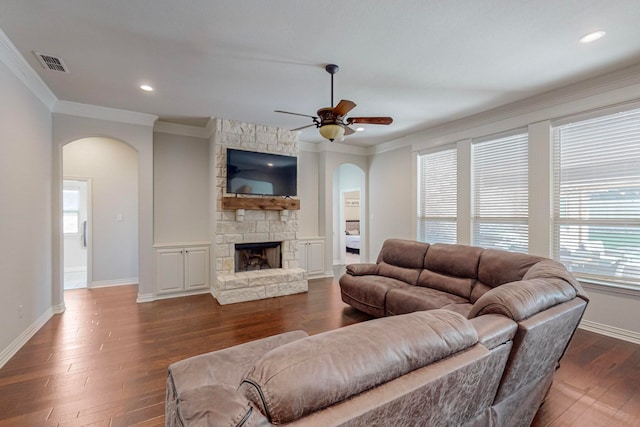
0,278,638,426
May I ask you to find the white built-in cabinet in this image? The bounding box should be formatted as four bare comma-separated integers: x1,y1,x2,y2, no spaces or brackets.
154,243,210,296
299,238,324,278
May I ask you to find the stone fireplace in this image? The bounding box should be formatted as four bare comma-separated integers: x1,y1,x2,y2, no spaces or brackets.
212,119,308,305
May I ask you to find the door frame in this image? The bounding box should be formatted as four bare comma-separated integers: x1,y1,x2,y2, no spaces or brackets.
62,176,93,289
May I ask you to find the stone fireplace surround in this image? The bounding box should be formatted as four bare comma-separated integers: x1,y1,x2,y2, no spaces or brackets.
213,119,308,305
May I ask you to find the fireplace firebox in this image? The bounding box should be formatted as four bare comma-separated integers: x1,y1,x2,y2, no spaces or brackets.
235,242,282,272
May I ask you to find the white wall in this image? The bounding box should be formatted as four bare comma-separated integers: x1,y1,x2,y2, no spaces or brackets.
153,132,209,243
297,149,319,237
368,145,414,259
64,137,138,284
0,56,53,364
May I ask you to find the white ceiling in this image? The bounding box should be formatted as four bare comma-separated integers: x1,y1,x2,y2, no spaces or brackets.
1,0,639,146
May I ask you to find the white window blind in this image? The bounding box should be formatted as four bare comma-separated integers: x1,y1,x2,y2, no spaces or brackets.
553,107,640,288
472,132,528,252
417,148,457,244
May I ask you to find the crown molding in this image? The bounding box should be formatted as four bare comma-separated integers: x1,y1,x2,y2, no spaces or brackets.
0,27,57,109
54,100,158,127
154,120,213,138
381,62,640,153
298,139,368,156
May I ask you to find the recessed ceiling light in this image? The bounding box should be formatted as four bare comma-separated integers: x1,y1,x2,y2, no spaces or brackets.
139,84,154,92
356,127,365,132
579,30,606,44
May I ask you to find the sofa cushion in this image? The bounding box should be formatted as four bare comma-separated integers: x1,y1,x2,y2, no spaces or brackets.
418,269,476,300
419,243,482,299
238,310,478,424
423,243,483,278
386,286,468,316
175,385,266,427
477,249,543,288
376,239,430,268
339,274,408,317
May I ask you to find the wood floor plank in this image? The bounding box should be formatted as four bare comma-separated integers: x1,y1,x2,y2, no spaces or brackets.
0,279,638,426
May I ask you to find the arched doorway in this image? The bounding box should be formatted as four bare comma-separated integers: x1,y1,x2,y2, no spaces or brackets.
332,163,365,267
61,137,138,290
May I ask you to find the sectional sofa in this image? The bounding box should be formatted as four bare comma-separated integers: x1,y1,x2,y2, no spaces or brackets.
165,239,588,426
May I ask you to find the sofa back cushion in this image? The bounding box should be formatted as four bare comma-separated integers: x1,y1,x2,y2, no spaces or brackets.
471,249,543,302
376,239,430,285
238,310,478,424
419,243,483,299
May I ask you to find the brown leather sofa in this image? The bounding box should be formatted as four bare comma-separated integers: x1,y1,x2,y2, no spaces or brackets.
166,239,588,426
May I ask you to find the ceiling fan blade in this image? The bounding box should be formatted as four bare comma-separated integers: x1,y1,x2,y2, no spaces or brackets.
290,124,317,131
347,117,393,125
274,110,317,119
343,126,356,136
333,99,357,116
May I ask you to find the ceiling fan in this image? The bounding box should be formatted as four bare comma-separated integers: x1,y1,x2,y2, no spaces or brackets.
275,64,393,142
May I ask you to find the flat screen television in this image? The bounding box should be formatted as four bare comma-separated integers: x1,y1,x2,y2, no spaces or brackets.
226,149,297,197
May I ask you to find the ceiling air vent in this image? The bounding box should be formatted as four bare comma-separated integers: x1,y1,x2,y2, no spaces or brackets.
34,52,69,73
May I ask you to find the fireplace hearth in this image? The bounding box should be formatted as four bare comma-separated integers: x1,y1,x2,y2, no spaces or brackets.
235,242,282,272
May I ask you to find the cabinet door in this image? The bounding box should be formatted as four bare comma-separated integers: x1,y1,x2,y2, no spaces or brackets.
184,247,209,291
299,241,308,271
306,240,324,275
155,248,185,294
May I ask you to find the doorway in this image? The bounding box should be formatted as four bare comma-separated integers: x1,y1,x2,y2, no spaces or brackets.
333,163,365,266
63,179,90,289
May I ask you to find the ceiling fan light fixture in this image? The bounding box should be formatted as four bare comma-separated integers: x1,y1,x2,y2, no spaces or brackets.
319,124,345,141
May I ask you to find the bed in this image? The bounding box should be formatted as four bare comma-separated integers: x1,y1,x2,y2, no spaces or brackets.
345,220,360,254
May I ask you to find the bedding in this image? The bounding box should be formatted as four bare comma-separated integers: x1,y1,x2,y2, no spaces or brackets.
346,220,360,253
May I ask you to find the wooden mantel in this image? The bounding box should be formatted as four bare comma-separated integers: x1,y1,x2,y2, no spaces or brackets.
222,196,300,211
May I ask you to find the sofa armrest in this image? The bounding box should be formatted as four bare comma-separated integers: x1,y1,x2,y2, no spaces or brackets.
469,314,517,350
468,278,577,321
346,263,378,276
169,384,271,427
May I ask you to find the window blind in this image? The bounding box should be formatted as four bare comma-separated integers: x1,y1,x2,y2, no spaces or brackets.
472,132,528,252
553,107,640,287
417,148,457,244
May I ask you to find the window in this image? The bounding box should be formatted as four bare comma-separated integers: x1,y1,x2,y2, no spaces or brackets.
417,147,457,244
63,188,80,234
472,132,528,252
553,106,640,287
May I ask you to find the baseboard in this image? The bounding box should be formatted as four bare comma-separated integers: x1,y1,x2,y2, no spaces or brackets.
136,288,213,303
136,293,154,303
0,307,54,369
90,278,138,288
579,319,640,345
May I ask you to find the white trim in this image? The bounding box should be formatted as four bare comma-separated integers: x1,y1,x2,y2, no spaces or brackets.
0,27,57,109
153,241,211,249
580,280,640,297
52,303,65,314
579,320,640,345
54,100,158,127
89,278,138,288
138,288,212,303
298,139,369,156
154,120,214,138
136,293,155,303
0,308,54,369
